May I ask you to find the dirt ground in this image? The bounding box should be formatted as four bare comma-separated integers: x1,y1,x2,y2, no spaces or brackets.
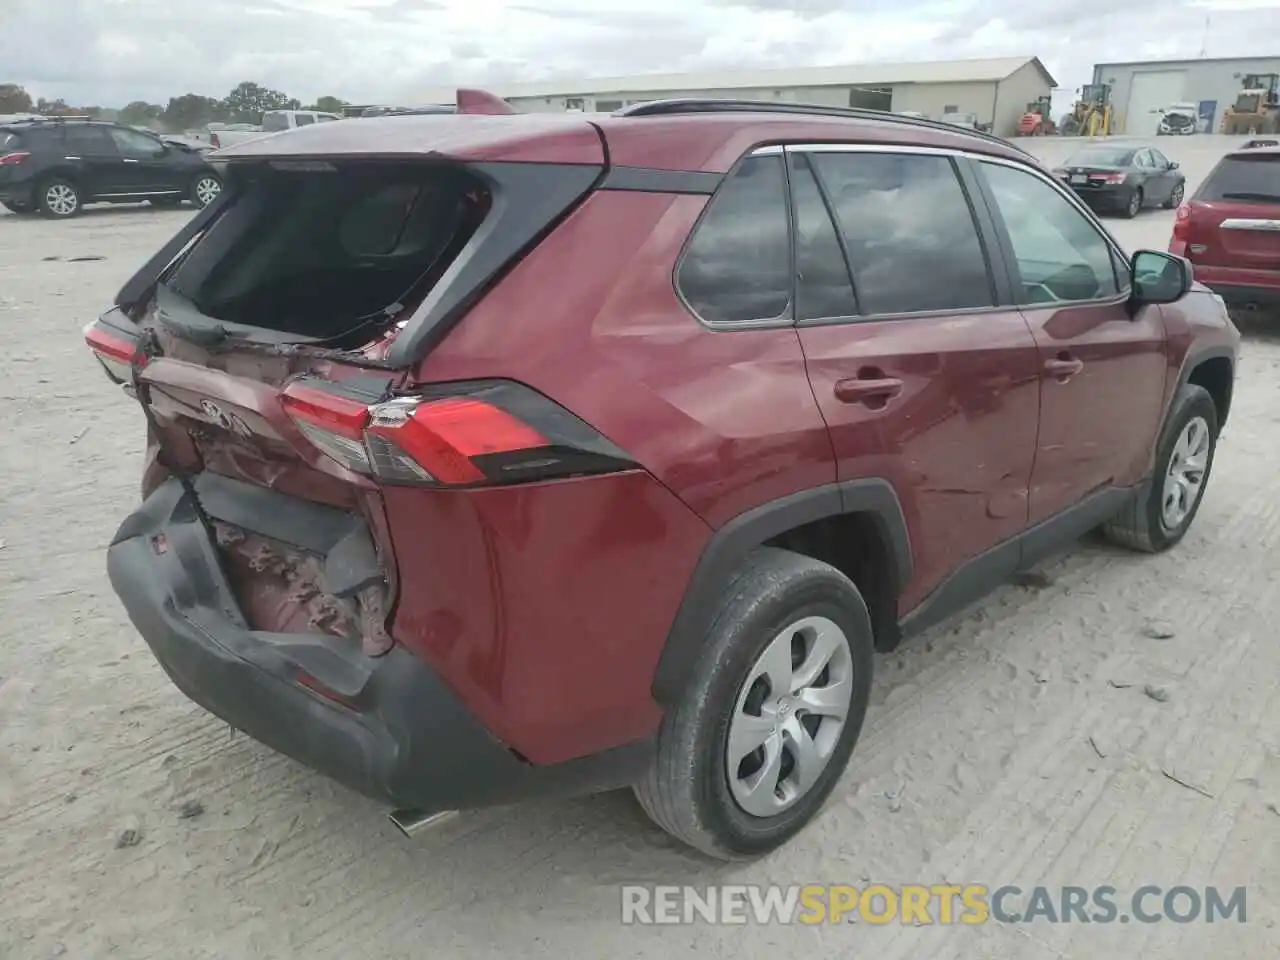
1,135,1278,959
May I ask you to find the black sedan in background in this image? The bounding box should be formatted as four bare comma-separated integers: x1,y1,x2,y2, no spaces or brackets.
1051,144,1187,218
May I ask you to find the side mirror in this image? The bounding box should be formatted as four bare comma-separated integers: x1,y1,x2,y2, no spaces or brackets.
1169,160,1180,170
1131,250,1192,306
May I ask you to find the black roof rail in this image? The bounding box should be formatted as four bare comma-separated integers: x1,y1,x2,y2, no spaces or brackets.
616,98,1032,157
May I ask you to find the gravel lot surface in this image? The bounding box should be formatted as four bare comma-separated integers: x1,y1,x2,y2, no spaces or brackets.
1,135,1277,959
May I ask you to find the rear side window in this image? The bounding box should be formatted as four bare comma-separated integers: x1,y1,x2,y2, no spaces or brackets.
164,163,490,341
62,126,116,153
0,131,23,153
790,153,857,321
678,155,791,325
1197,154,1280,202
262,113,290,132
810,151,993,315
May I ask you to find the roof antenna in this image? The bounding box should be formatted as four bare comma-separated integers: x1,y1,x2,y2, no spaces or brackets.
455,89,516,115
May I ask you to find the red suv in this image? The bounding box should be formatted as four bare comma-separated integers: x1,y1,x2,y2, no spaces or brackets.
1170,142,1280,309
88,94,1239,860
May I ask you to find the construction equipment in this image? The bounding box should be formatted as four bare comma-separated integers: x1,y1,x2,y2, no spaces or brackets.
1017,96,1056,136
1059,84,1112,137
1223,74,1280,134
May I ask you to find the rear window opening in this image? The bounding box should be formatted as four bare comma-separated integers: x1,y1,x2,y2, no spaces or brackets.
1198,153,1280,203
161,161,491,347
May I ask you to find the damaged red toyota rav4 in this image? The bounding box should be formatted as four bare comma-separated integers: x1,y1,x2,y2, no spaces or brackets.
88,91,1238,860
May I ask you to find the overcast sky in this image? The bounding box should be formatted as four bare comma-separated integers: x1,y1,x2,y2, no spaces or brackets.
4,0,1280,108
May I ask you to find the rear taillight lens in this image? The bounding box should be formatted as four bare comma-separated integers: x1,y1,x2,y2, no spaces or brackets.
0,152,29,166
281,379,635,487
1097,172,1126,184
84,321,147,383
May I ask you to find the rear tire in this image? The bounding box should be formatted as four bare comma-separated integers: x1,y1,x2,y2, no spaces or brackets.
190,174,221,208
1103,384,1218,553
1123,187,1143,219
37,178,81,219
634,547,874,860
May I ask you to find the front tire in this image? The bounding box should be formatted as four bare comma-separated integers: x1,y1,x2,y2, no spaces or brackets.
1164,182,1185,210
37,179,81,219
634,548,874,860
1103,384,1219,553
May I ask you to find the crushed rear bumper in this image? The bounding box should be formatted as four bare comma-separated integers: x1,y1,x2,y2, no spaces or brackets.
106,475,652,814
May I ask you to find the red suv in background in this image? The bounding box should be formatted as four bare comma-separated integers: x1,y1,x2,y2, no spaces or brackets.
1170,143,1280,308
87,94,1239,861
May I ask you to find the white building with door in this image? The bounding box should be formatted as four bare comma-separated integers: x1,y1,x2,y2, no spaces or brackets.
416,57,1056,137
1093,56,1280,135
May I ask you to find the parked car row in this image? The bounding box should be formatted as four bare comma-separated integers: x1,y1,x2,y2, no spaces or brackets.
0,117,222,218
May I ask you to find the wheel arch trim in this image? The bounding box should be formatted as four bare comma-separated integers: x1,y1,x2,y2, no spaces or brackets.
1175,343,1235,426
650,479,912,706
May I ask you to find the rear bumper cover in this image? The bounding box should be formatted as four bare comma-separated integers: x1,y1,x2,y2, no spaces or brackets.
1188,264,1280,306
107,476,652,813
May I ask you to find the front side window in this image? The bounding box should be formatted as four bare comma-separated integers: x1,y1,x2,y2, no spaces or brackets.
677,155,791,325
810,151,993,315
980,161,1121,304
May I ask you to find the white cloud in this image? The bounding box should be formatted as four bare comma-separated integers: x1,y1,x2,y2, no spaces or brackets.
4,0,1280,107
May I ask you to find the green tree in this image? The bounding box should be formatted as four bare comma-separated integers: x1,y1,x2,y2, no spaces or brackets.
119,101,163,127
0,83,34,114
160,93,227,131
222,81,300,124
309,95,347,114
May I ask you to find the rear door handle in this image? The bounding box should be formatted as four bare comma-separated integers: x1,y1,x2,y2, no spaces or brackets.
1044,355,1084,380
834,376,903,404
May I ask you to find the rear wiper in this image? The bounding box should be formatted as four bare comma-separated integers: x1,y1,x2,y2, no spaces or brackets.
1220,191,1280,202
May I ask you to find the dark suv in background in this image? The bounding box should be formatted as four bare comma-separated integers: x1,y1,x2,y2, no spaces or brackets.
88,95,1238,861
0,118,222,218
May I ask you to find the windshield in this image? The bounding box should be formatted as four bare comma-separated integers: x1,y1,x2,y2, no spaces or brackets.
162,162,490,343
1198,154,1280,202
262,112,290,132
1066,148,1135,167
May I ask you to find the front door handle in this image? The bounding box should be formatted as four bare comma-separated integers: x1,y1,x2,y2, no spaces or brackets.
834,376,903,404
1044,354,1084,381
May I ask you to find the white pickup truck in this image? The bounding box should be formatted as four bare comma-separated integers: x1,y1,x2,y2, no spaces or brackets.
209,110,342,149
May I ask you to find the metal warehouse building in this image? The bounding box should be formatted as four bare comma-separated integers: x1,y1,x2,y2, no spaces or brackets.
420,56,1056,137
1094,56,1280,135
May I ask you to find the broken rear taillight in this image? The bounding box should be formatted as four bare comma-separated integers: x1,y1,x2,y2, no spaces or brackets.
84,321,147,383
281,379,635,487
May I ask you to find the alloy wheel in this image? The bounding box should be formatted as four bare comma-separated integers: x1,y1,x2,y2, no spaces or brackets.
1162,416,1210,531
195,177,221,207
45,183,78,217
727,615,854,818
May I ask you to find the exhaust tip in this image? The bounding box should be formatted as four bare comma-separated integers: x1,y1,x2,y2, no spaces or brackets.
388,808,459,838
